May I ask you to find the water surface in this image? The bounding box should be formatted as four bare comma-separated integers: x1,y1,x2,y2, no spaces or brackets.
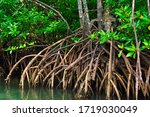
1,78,147,100
0,79,74,100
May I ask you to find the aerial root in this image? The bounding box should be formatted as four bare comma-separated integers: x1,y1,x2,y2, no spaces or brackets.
5,37,150,99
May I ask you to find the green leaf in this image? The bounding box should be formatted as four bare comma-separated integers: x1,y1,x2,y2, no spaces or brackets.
89,32,98,40
118,43,124,49
21,33,29,39
125,45,135,52
99,37,108,44
118,23,130,29
126,51,135,58
10,50,12,54
98,30,106,35
133,52,136,59
19,44,24,48
118,50,123,58
148,25,150,30
143,39,149,46
140,46,146,50
28,42,34,46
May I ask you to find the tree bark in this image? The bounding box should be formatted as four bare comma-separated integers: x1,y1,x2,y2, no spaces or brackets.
82,0,91,35
97,0,103,30
77,0,84,29
77,0,91,36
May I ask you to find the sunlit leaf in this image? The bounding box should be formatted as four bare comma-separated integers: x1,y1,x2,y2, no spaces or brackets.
118,50,123,58
118,43,124,49
126,51,134,57
148,25,150,30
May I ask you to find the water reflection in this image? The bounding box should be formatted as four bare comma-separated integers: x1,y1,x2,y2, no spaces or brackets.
1,79,142,100
19,88,74,100
0,85,74,100
0,79,76,100
0,78,111,100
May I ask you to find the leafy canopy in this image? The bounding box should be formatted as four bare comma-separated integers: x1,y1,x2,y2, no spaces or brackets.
0,0,67,53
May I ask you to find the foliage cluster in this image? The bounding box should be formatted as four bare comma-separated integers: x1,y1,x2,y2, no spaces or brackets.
0,0,66,53
115,5,150,58
90,1,150,59
0,0,149,58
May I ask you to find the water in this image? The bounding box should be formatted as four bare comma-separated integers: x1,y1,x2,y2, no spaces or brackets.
0,78,107,100
1,78,147,100
0,78,124,100
0,79,74,100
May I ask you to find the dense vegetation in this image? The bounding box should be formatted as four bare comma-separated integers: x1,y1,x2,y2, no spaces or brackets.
0,0,150,99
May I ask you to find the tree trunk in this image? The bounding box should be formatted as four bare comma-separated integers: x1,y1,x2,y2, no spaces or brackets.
77,0,91,37
97,0,103,30
82,0,91,34
77,0,84,28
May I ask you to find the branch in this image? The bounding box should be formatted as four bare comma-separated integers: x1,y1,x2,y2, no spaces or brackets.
29,0,70,31
131,0,142,100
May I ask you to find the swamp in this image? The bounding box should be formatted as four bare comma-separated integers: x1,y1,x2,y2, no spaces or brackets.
0,0,150,100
